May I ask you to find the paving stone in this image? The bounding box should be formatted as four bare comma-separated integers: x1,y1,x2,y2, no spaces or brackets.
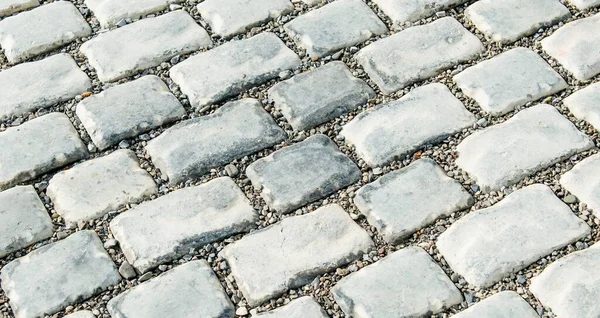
564,82,600,131
80,10,211,82
65,311,95,318
110,177,256,273
561,153,600,218
301,0,323,6
454,48,567,116
355,158,473,244
456,104,593,192
47,149,157,226
0,186,53,258
356,17,483,94
341,83,476,167
107,260,234,318
437,184,591,288
0,0,39,17
542,13,600,81
76,75,185,150
221,204,373,307
568,0,600,10
170,32,300,108
0,1,91,63
85,0,169,28
0,230,121,318
453,291,539,318
0,113,88,191
246,134,360,214
254,297,328,318
268,61,375,131
372,0,468,26
146,99,286,184
331,247,462,317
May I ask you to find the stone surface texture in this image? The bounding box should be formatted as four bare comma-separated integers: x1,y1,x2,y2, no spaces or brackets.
372,0,468,26
84,0,169,28
568,0,600,10
561,153,600,217
0,0,38,17
564,82,600,131
64,311,96,318
254,297,328,318
452,291,539,318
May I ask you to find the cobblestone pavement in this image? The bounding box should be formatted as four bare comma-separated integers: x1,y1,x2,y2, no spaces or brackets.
0,0,599,317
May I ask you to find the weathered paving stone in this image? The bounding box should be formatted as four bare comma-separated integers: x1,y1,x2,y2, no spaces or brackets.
454,48,567,116
47,149,157,226
341,83,476,167
0,0,39,17
0,1,91,63
0,230,121,318
65,311,95,318
561,153,600,217
110,177,256,273
0,113,88,191
76,75,185,150
372,0,468,26
254,297,328,318
85,0,169,28
355,158,473,244
107,261,234,318
146,99,286,184
331,247,462,317
81,10,211,82
170,32,300,108
246,134,361,214
564,82,600,131
268,61,375,131
568,0,600,10
453,291,539,318
221,204,373,307
437,184,591,288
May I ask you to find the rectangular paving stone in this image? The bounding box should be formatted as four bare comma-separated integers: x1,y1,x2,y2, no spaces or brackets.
268,61,375,131
170,32,300,108
569,0,600,10
0,113,88,191
110,177,256,273
356,17,483,94
146,98,286,184
456,104,593,192
0,0,39,17
254,297,328,318
561,153,600,217
372,0,468,26
0,230,121,318
76,75,185,150
341,83,476,167
221,204,374,307
80,10,211,82
246,134,360,214
65,311,95,318
331,247,462,318
47,149,157,226
284,0,387,58
437,184,591,288
564,82,600,131
85,0,169,28
453,291,539,318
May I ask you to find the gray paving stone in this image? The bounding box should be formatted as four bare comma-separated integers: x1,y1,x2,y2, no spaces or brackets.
146,99,286,184
221,204,373,307
454,48,568,116
0,230,121,318
453,291,539,318
456,104,593,192
47,149,157,226
437,184,591,288
254,297,328,318
0,113,88,191
246,134,360,214
64,311,95,318
284,0,387,58
80,10,211,82
569,0,600,10
561,153,600,218
85,0,169,28
564,82,600,131
170,32,300,108
331,247,462,317
0,1,91,63
76,75,185,150
372,0,468,26
0,0,39,17
107,260,234,318
341,83,476,167
268,61,375,131
110,177,256,273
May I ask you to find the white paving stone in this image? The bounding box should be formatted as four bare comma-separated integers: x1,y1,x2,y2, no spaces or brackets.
437,184,591,288
564,82,600,131
85,0,169,28
0,230,121,318
456,104,593,192
372,0,468,26
568,0,600,10
221,204,373,307
453,291,539,318
331,247,463,317
254,297,328,318
561,153,600,217
341,83,476,167
0,0,39,17
64,311,95,318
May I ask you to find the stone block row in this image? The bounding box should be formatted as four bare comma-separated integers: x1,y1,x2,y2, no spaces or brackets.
85,0,170,28
372,0,468,27
453,291,539,318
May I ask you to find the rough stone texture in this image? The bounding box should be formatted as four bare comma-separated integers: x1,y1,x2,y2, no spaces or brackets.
80,10,211,82
0,230,121,318
341,83,476,167
146,99,286,185
64,311,95,318
331,247,463,317
284,0,387,57
246,134,361,214
453,291,539,318
568,0,600,10
454,48,568,116
0,0,39,17
254,297,328,318
170,32,300,108
372,0,468,26
561,153,600,218
110,177,256,273
356,17,484,94
564,82,600,131
76,75,185,150
221,204,373,307
437,184,591,288
456,104,593,192
268,61,375,131
85,0,168,28
46,149,157,226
